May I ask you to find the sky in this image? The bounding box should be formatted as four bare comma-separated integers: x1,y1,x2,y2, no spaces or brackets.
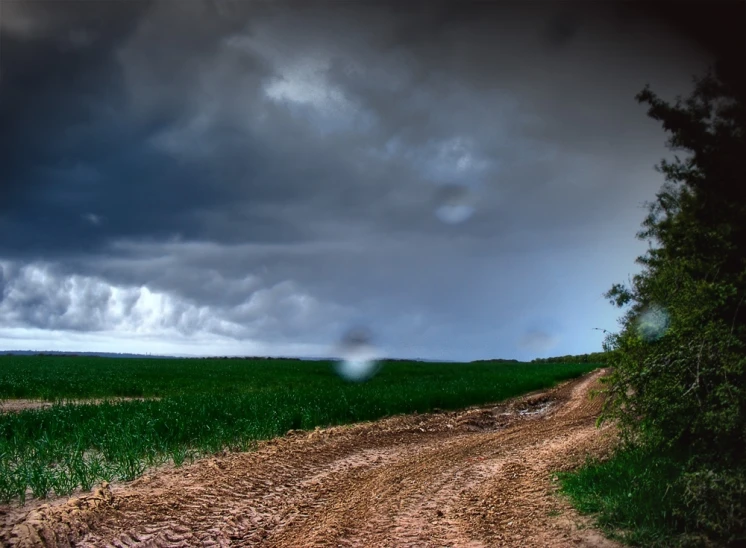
0,1,738,361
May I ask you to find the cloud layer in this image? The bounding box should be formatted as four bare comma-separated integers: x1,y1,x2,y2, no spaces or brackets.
0,1,721,359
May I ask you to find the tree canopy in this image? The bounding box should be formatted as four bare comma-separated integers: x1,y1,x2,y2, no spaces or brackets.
601,59,745,543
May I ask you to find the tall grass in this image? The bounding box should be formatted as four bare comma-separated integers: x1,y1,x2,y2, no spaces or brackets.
560,447,746,547
558,448,694,547
0,356,598,503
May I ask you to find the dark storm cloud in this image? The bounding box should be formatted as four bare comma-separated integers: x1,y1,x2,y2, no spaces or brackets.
0,0,306,258
0,0,707,255
0,0,736,359
1,1,150,207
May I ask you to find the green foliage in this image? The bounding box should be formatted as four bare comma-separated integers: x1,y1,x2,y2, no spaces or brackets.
677,465,746,545
586,62,746,544
0,355,595,503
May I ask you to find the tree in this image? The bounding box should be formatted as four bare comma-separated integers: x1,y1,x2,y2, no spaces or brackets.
601,60,746,542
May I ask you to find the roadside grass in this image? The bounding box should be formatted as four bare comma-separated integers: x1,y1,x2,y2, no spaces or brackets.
558,447,690,547
0,356,598,503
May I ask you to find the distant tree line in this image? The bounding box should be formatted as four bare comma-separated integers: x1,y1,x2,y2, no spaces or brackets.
531,351,612,364
198,356,299,360
470,358,520,364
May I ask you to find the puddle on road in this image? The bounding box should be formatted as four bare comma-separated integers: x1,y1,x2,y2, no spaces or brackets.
518,401,554,416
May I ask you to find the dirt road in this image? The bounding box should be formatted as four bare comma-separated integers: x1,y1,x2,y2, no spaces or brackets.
1,369,620,547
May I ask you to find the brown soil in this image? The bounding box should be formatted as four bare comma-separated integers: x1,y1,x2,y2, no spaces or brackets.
1,369,620,547
0,398,159,413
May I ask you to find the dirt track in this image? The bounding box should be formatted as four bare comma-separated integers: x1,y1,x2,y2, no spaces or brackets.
0,398,159,414
1,369,620,547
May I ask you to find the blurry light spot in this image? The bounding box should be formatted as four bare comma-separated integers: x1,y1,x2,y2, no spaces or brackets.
83,213,102,226
636,305,670,341
434,184,476,224
334,327,381,382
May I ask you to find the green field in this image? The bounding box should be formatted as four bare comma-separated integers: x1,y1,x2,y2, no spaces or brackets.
0,355,598,503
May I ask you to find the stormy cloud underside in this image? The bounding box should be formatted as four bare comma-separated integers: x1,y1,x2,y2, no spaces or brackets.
0,1,728,359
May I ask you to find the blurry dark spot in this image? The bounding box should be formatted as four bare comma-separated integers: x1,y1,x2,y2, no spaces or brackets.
0,266,5,303
433,183,475,225
544,12,579,49
341,326,374,349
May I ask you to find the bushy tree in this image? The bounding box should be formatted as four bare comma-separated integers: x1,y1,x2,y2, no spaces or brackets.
601,60,746,543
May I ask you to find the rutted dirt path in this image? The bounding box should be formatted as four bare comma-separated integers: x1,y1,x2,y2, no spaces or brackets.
1,369,620,547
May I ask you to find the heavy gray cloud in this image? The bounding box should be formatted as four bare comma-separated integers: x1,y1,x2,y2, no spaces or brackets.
0,1,733,359
0,260,351,351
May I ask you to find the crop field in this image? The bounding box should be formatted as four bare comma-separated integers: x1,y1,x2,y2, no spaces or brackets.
0,355,598,503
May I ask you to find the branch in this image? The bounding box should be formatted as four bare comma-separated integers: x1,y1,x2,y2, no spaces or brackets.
731,294,745,335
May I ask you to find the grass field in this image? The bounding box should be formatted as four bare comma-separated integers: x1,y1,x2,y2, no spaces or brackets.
0,355,598,503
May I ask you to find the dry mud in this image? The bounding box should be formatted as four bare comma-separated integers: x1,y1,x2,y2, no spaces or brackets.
1,369,620,547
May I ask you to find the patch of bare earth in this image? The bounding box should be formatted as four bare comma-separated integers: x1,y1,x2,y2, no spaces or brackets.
1,369,620,547
0,398,159,414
